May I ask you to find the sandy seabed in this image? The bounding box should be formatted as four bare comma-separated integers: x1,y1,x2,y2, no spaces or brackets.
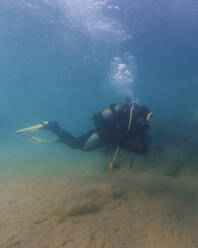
0,166,198,248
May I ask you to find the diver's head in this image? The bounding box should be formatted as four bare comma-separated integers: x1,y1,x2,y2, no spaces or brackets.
142,107,153,123
134,105,153,127
146,112,153,122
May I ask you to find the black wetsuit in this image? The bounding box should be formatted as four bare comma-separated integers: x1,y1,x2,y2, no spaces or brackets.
43,103,151,155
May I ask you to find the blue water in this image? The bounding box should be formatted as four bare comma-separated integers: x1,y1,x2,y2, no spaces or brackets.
0,1,198,247
1,0,198,172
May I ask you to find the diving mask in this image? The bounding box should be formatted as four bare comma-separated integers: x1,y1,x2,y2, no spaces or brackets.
146,112,153,122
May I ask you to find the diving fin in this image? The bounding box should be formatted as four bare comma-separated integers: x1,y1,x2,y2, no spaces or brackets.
29,136,58,143
16,121,49,134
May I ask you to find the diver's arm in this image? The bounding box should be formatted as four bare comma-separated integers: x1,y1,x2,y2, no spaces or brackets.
120,130,148,156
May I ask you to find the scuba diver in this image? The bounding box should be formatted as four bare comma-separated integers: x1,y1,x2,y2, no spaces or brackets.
17,100,153,168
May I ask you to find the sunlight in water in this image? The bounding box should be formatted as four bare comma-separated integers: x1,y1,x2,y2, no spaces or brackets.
60,0,132,42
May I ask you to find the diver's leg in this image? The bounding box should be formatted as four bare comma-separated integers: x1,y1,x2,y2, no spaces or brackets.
82,132,99,150
42,121,99,150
